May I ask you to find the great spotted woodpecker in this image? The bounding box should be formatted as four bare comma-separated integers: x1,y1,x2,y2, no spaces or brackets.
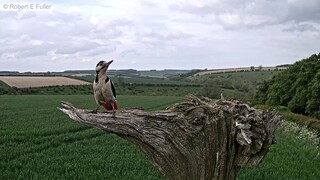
92,60,118,117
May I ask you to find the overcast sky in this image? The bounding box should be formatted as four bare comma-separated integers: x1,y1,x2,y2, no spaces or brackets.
0,0,319,72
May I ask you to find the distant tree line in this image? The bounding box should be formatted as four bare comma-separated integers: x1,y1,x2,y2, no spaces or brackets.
254,53,320,119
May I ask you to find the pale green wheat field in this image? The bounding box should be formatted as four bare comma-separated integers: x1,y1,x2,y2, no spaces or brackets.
0,95,319,179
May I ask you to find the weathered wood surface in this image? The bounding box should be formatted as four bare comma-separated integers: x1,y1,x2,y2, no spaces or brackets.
58,95,282,180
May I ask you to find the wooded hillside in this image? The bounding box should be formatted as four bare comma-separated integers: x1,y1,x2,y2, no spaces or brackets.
254,53,320,119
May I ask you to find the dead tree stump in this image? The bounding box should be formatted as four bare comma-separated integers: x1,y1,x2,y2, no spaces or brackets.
58,95,282,180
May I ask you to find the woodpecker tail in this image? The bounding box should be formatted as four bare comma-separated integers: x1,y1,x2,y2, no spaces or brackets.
101,101,118,110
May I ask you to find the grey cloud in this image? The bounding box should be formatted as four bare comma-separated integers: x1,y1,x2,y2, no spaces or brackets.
0,10,36,20
110,18,133,27
286,0,320,23
169,1,275,30
0,11,18,19
90,18,133,39
19,11,37,19
0,35,52,56
77,45,117,56
119,49,140,58
90,28,123,40
169,0,320,30
169,0,254,16
1,1,319,71
135,28,193,44
0,10,125,60
0,11,84,40
54,40,100,54
45,11,83,22
170,3,218,17
283,23,318,32
164,31,193,41
140,1,157,8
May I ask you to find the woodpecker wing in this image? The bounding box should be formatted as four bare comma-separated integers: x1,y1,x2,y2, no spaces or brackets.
111,79,116,98
94,75,98,83
103,76,116,101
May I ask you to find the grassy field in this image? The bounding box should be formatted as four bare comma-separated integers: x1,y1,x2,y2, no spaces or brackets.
139,70,191,78
0,75,200,96
193,67,287,76
1,95,319,179
74,75,198,86
0,95,183,179
238,121,320,179
1,71,277,102
0,84,200,96
0,80,11,90
190,71,279,87
189,71,281,101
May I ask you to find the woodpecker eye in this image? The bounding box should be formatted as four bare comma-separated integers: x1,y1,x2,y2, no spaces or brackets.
96,61,105,67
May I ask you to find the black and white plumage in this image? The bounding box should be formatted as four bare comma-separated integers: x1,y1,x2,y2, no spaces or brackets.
93,60,118,117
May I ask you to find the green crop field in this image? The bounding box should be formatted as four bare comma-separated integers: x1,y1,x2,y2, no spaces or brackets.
1,95,319,179
190,70,280,82
0,95,182,179
189,71,282,101
0,80,12,90
72,75,197,86
0,84,200,97
115,76,196,86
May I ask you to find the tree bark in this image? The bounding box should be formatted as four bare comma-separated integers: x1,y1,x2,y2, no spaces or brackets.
58,95,282,180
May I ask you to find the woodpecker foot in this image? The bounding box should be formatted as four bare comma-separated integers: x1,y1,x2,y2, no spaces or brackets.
112,111,116,119
90,110,98,114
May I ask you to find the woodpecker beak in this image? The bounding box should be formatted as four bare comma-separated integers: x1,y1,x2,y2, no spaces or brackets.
107,60,113,66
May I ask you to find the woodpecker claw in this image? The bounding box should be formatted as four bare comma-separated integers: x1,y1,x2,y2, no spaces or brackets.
90,110,98,114
91,104,102,113
112,107,117,118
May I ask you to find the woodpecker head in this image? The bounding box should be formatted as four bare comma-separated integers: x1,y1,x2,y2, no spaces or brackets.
95,60,113,73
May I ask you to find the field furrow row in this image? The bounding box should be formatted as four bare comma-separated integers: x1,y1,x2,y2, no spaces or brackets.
1,131,105,162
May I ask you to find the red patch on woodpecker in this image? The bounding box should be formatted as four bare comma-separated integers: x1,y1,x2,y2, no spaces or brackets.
113,102,118,110
101,102,118,110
